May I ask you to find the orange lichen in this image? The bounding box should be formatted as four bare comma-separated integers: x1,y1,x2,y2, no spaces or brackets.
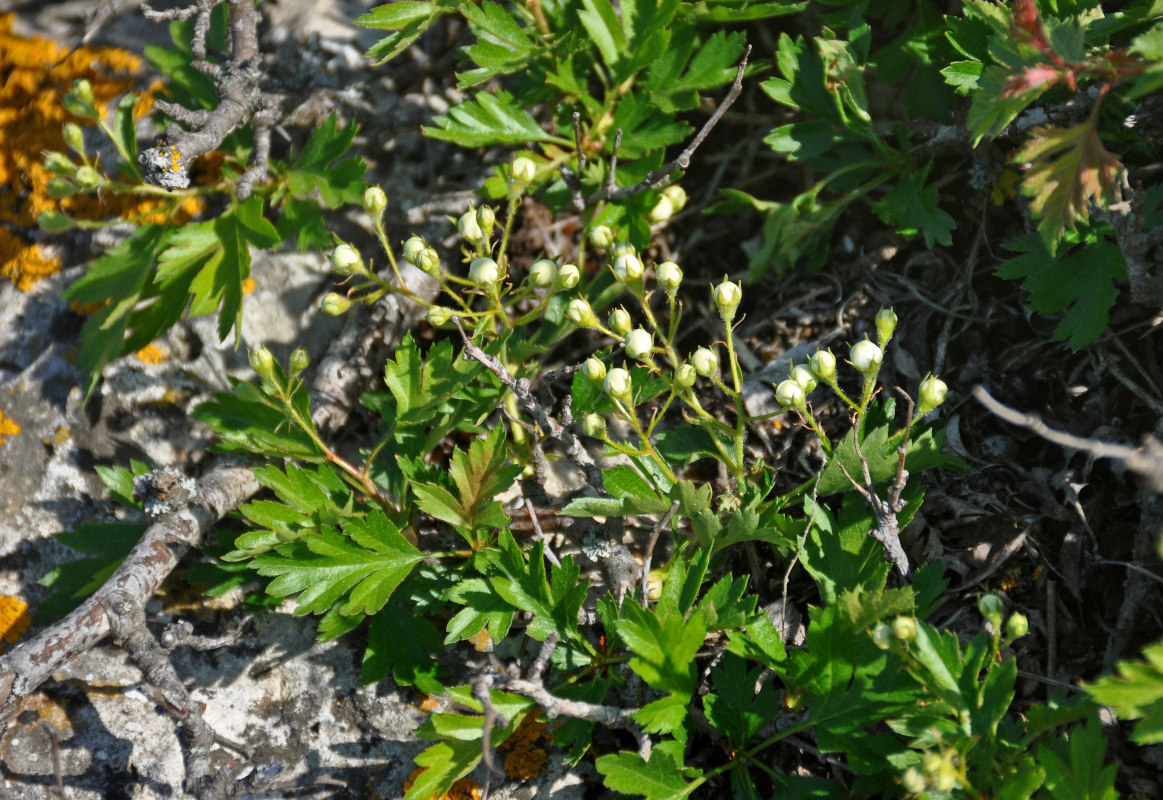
417,694,440,713
0,15,206,291
0,409,20,447
497,712,551,781
241,276,257,294
0,595,31,649
135,342,168,365
402,768,482,800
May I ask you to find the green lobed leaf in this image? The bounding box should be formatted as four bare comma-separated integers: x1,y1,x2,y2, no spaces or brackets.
424,90,569,148
595,746,702,800
1084,638,1163,744
872,162,955,247
286,113,367,208
705,653,783,746
361,602,446,693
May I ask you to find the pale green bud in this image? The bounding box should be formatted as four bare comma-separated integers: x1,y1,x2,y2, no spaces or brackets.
402,236,426,264
891,616,916,642
604,367,633,404
321,292,353,316
458,207,484,242
691,347,718,377
978,593,1004,628
362,185,388,216
589,225,614,250
611,252,643,283
1006,612,1029,639
661,184,688,212
72,78,95,105
582,413,607,438
809,350,837,382
557,263,580,289
849,338,883,373
63,123,85,155
608,307,633,337
331,244,362,274
427,306,453,327
469,256,501,285
674,363,697,389
875,308,898,345
289,347,310,375
871,623,894,650
38,210,72,232
775,379,805,409
713,278,742,321
656,261,682,293
249,346,275,380
74,166,102,189
511,156,537,185
477,205,496,238
47,176,79,198
918,374,949,416
528,258,557,289
582,357,607,382
417,247,440,275
791,364,817,393
43,152,75,174
624,328,653,361
610,241,636,259
566,298,598,327
901,767,926,794
649,195,674,223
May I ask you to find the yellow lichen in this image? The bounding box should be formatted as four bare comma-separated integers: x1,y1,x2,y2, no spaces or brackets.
0,595,31,649
0,409,20,446
241,276,256,294
135,342,168,365
402,768,482,800
0,15,207,291
497,712,551,781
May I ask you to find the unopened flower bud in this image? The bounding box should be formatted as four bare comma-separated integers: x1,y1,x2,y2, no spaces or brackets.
809,350,837,382
871,623,894,650
63,123,85,155
775,379,805,409
604,367,633,403
289,347,310,375
477,205,496,238
417,247,440,275
528,258,557,289
610,241,636,259
918,374,948,415
662,184,688,212
978,593,1004,627
582,357,607,382
74,166,101,189
849,338,883,373
582,413,607,438
1006,612,1028,639
657,261,682,293
901,767,926,794
691,347,718,377
427,306,453,327
47,176,78,198
713,278,742,322
875,308,898,345
249,346,275,379
608,307,632,337
321,292,353,316
624,328,653,361
511,156,537,185
402,236,426,264
362,186,388,216
892,616,916,642
791,364,817,393
43,151,75,174
566,298,598,327
72,78,94,105
649,195,674,223
612,252,643,283
674,363,697,389
331,244,362,274
469,256,501,285
557,263,580,289
38,210,72,232
458,207,484,242
589,225,614,250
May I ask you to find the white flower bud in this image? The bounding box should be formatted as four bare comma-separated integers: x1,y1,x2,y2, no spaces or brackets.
321,292,353,315
656,261,682,293
649,195,674,223
775,379,805,409
604,367,633,403
582,413,607,438
871,623,894,650
892,616,916,642
582,357,607,382
402,236,426,264
417,247,440,275
674,364,696,389
427,306,453,327
458,207,484,242
363,186,388,216
624,328,653,361
691,347,719,377
589,225,614,250
557,263,580,289
849,339,883,373
528,258,557,288
612,252,644,283
608,307,632,337
469,256,501,285
791,364,817,393
662,184,688,212
809,350,837,382
511,156,537,184
713,278,742,322
566,298,598,327
610,241,636,259
331,244,362,274
918,374,949,415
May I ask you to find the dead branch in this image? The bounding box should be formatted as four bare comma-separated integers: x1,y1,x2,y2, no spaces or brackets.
139,0,278,198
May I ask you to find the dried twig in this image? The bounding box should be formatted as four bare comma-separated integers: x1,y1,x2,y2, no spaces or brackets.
641,501,680,608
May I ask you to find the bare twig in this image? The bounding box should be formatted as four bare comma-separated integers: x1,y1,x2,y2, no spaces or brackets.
641,501,680,608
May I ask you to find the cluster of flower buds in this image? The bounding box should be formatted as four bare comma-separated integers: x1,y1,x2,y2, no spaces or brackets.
649,184,688,223
402,235,441,275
